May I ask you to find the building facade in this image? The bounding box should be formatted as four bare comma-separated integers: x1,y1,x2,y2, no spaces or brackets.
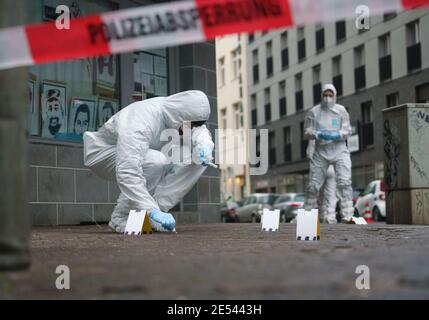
216,34,251,201
26,0,220,226
247,9,429,193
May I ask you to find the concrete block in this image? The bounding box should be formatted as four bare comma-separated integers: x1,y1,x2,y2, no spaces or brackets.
28,166,37,202
209,177,220,203
58,204,93,225
198,177,210,203
94,204,115,223
75,170,109,202
29,143,56,166
38,168,74,202
57,145,85,168
30,203,57,226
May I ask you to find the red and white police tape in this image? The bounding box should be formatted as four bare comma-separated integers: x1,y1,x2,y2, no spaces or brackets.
0,0,428,70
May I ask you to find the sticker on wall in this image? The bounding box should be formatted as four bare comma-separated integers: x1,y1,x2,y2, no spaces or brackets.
40,81,67,139
97,97,119,129
68,97,97,139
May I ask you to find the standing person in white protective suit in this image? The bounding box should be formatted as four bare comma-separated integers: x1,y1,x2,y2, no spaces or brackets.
303,84,354,223
306,140,337,224
83,90,214,233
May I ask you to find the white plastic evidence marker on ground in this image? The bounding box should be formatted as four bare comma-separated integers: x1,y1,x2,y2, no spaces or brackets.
296,209,320,241
124,210,153,235
261,208,280,232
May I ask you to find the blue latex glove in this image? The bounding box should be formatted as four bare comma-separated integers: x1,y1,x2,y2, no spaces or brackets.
317,130,341,141
149,208,176,231
198,144,213,166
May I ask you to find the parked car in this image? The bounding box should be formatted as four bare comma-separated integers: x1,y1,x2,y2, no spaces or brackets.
273,193,305,222
221,199,240,222
235,193,279,222
354,180,386,221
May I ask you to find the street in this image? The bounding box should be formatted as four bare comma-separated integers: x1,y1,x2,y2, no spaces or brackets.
1,222,429,299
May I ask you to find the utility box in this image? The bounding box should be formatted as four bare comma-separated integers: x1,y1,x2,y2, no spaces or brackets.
382,103,429,224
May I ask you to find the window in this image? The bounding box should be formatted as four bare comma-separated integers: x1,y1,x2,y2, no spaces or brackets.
407,20,420,46
315,24,325,53
219,57,225,86
233,103,243,129
221,108,227,129
379,34,391,57
354,45,365,67
386,92,399,108
361,101,374,148
416,83,429,103
312,65,322,104
248,33,254,43
269,131,276,166
279,81,287,117
284,126,292,162
266,41,273,78
354,46,366,91
252,49,259,84
379,34,392,82
251,94,257,127
332,55,343,96
407,20,422,72
281,31,289,69
297,26,306,62
335,20,346,43
295,73,303,112
231,49,240,80
300,121,308,159
383,12,397,21
264,87,271,123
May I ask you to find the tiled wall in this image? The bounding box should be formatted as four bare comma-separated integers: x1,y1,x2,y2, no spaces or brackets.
28,141,119,226
28,140,221,226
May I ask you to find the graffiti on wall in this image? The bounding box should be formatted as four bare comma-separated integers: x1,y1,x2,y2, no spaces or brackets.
383,120,401,189
415,190,429,221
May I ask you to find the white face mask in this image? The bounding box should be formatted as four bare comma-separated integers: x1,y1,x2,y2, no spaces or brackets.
323,96,335,107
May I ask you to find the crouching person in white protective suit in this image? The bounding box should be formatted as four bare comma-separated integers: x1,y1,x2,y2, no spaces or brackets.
82,90,214,233
303,84,354,223
307,140,338,224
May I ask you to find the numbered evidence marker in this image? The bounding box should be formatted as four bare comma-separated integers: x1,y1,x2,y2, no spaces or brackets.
261,208,280,232
296,209,320,241
124,210,153,235
349,217,368,225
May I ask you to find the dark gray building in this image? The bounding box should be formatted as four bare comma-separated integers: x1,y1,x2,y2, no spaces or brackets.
26,0,219,226
247,9,429,193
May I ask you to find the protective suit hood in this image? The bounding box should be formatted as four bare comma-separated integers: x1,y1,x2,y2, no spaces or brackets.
321,83,337,109
322,83,337,96
162,90,210,129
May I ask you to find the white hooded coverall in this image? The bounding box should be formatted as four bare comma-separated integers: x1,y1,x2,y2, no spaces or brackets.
82,90,213,227
307,140,337,224
303,84,354,220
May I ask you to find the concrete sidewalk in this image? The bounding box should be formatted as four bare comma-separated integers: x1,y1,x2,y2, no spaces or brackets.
1,223,429,299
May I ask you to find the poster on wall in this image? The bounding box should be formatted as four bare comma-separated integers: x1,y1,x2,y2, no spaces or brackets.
68,98,97,137
41,81,67,139
93,55,116,97
97,97,119,129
